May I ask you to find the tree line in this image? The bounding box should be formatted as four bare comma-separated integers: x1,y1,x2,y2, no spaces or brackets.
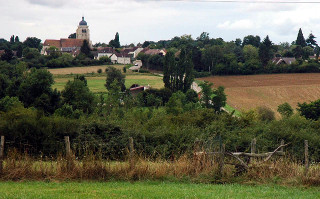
138,28,320,76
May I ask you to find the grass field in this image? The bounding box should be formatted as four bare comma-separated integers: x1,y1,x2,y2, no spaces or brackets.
199,73,320,117
53,74,164,92
0,181,319,199
50,65,164,92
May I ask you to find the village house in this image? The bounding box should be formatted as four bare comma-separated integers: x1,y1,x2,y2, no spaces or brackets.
272,57,296,65
141,48,167,56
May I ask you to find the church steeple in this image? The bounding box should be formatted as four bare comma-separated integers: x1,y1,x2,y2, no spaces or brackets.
76,16,91,46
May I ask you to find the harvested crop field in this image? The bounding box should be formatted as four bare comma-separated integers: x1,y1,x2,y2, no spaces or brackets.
48,65,125,75
199,73,320,116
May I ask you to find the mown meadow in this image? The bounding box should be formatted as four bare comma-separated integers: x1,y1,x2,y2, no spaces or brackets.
0,181,319,199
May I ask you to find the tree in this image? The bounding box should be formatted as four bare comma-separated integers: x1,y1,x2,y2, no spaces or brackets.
10,35,15,43
62,77,95,114
202,45,224,72
68,33,76,39
296,28,306,47
235,38,242,46
16,44,23,58
259,35,273,66
14,36,20,43
109,32,120,48
1,49,14,62
163,48,194,92
182,49,194,92
302,46,314,59
277,102,293,118
105,67,126,91
243,45,259,61
17,68,61,114
297,99,320,120
212,86,226,112
142,41,151,48
306,33,317,48
163,50,176,90
257,106,275,121
243,35,261,47
196,32,210,47
80,40,92,57
199,81,213,108
292,45,303,58
23,37,42,50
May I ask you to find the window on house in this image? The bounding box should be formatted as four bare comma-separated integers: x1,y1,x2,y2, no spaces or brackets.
82,29,87,33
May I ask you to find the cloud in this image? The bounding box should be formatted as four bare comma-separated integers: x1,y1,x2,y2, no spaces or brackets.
217,20,254,30
25,0,68,8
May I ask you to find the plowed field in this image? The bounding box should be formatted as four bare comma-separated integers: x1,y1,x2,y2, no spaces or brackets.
199,73,320,116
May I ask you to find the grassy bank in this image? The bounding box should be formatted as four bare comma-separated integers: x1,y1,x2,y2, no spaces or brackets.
0,181,319,199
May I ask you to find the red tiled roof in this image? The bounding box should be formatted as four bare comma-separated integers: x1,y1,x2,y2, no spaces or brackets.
43,39,84,48
60,39,84,48
44,40,61,48
97,47,115,53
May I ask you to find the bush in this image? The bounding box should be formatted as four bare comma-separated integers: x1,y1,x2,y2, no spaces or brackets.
256,106,275,122
277,102,293,118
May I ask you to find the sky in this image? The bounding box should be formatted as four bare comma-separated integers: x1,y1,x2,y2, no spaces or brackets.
1,0,320,45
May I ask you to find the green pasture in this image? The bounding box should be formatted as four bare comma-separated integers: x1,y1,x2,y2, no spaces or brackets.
0,181,319,199
53,74,164,93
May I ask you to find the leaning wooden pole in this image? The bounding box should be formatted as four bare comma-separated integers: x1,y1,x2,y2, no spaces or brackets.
0,136,4,173
304,140,309,176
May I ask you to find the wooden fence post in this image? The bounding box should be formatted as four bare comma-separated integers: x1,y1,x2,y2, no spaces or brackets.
304,140,309,175
218,144,225,178
129,137,135,170
250,138,256,163
280,140,284,152
0,136,4,172
64,136,71,158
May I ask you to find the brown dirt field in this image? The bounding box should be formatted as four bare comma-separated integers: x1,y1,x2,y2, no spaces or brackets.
48,65,125,75
200,73,320,116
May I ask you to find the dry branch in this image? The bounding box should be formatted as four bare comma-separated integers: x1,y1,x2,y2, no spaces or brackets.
263,143,289,163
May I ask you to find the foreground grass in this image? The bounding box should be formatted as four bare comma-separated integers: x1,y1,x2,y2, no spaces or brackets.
0,181,319,199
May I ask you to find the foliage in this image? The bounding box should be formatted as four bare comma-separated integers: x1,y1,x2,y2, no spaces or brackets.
297,99,320,120
199,81,213,108
61,76,95,114
296,28,307,47
109,32,120,48
163,48,194,92
105,67,126,91
23,37,42,51
256,106,275,122
278,102,294,118
212,86,227,112
80,40,92,58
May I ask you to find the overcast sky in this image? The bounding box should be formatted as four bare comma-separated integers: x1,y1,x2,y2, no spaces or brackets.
1,0,320,45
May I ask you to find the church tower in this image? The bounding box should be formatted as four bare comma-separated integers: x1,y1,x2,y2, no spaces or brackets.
76,17,91,44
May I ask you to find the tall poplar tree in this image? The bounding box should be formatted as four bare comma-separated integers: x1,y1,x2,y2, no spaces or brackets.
296,28,306,47
259,35,273,66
